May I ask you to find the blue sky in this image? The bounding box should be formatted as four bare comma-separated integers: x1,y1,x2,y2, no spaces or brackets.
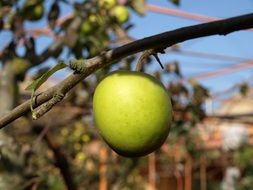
131,0,253,95
1,0,253,100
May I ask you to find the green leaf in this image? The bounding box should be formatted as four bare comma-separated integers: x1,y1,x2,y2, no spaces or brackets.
169,0,180,6
25,61,67,91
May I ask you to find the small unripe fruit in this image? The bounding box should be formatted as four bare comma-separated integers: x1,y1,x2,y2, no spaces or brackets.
99,0,116,9
80,21,92,34
93,71,172,157
80,14,102,35
22,0,44,21
112,6,129,24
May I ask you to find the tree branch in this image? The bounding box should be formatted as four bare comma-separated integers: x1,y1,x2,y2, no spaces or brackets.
32,125,77,190
29,17,82,67
44,131,77,190
1,13,253,128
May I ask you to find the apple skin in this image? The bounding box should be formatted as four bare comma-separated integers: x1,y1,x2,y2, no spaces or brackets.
112,6,129,24
93,70,172,157
22,0,44,21
32,4,44,20
99,0,116,9
80,14,102,35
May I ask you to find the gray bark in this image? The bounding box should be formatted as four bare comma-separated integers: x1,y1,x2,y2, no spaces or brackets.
0,61,23,189
0,61,18,117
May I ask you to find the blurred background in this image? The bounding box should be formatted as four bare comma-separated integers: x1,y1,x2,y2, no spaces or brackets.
1,0,253,189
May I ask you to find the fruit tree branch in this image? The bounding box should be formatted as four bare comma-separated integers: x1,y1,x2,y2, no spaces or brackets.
1,13,253,128
44,131,77,190
28,17,82,67
33,125,77,190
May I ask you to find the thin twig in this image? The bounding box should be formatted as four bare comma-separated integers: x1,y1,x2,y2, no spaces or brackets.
32,125,77,190
32,124,51,150
44,131,77,190
33,91,65,119
1,13,253,128
135,49,155,71
135,48,164,72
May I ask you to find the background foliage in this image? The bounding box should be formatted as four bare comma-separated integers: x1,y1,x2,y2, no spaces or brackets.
1,0,253,189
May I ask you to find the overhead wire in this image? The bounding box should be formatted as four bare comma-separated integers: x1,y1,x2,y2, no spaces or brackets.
1,3,252,81
170,48,249,62
165,47,253,80
146,4,253,106
147,3,253,33
145,3,253,80
147,4,218,22
189,61,253,80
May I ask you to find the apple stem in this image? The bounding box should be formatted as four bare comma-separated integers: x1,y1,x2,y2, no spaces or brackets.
136,49,164,71
32,91,65,120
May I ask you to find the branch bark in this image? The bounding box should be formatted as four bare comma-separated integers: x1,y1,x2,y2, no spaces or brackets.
32,124,77,190
0,62,18,117
28,17,82,67
44,131,77,190
1,13,253,128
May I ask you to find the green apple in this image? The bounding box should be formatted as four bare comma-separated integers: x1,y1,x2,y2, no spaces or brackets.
93,70,172,157
99,0,116,9
80,14,102,35
32,4,44,20
80,21,92,35
22,1,44,21
112,6,129,24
